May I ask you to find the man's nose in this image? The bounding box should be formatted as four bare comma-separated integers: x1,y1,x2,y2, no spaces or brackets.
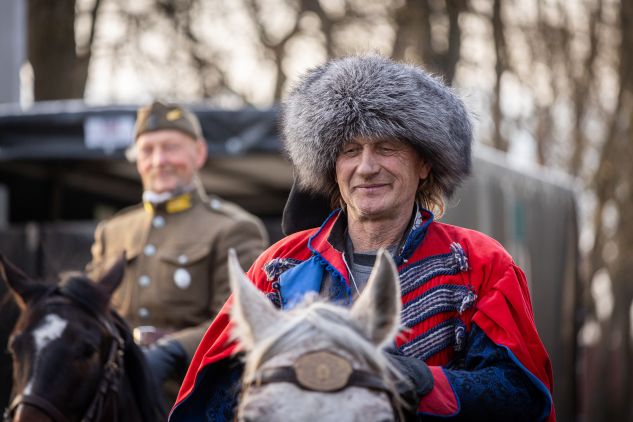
151,148,168,166
356,148,379,175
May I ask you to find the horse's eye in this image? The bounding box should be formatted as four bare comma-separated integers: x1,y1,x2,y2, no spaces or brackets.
78,342,98,359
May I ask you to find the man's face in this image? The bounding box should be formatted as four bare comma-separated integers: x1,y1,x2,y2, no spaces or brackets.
136,129,207,194
335,137,431,222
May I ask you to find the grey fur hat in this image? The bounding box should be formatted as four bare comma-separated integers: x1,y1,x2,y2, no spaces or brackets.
281,54,472,199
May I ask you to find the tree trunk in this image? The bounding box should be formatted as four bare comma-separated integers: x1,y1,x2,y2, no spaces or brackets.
28,0,90,100
491,0,508,152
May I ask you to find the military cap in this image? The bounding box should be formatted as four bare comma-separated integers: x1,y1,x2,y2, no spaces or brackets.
134,101,203,141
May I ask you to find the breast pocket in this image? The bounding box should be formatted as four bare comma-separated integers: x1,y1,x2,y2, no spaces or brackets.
158,244,211,309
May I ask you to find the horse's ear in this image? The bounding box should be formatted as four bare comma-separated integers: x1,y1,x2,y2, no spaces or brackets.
228,248,279,349
0,254,43,308
96,252,126,297
350,249,401,346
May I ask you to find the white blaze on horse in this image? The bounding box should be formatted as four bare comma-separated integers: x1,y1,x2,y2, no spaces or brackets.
227,248,406,422
0,255,166,422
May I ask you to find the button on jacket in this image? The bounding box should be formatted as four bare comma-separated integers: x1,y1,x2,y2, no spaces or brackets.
87,190,269,357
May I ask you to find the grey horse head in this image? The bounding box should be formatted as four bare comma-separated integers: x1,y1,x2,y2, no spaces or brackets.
228,249,403,422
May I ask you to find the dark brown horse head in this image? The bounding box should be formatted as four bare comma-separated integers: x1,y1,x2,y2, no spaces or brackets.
0,253,164,422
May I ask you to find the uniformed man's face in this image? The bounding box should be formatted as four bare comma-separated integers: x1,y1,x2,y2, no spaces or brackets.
335,136,431,223
136,129,207,194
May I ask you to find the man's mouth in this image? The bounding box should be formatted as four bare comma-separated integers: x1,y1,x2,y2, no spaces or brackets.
152,170,174,178
355,183,389,192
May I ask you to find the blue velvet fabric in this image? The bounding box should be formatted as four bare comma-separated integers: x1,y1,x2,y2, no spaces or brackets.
278,257,324,309
422,324,551,421
169,357,242,422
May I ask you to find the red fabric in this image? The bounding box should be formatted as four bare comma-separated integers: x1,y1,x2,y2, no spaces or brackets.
173,213,554,421
417,366,458,415
416,223,555,421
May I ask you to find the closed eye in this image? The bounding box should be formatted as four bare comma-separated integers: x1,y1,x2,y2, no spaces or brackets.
342,146,361,156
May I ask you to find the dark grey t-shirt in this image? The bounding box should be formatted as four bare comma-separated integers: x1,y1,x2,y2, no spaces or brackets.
344,235,399,299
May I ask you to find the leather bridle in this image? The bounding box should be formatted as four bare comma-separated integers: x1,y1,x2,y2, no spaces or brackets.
3,286,125,422
241,350,403,421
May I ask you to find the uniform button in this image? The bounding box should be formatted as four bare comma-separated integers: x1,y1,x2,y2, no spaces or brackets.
138,275,151,287
144,244,157,256
138,307,149,319
210,198,221,210
152,216,165,228
178,254,188,264
174,268,191,289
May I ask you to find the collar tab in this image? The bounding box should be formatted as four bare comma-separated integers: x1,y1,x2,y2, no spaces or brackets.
144,192,193,214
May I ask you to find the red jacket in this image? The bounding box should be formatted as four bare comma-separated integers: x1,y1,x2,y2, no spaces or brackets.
171,209,555,421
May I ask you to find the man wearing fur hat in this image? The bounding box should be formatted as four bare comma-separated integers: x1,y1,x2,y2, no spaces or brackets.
87,101,268,408
170,57,555,421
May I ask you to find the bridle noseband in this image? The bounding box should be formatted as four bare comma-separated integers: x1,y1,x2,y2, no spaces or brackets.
242,350,402,420
245,350,391,393
4,286,125,422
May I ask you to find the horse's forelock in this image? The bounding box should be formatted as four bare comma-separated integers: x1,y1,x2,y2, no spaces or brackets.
242,301,393,385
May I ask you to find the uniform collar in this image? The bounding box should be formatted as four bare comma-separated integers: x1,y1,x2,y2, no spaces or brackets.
143,191,196,214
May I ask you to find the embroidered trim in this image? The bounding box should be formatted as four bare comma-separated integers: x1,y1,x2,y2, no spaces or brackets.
454,323,466,352
459,290,477,314
399,207,434,264
401,285,477,328
266,292,281,308
306,211,353,306
266,281,282,309
399,242,469,296
263,258,303,281
400,318,467,361
312,252,351,305
450,242,469,272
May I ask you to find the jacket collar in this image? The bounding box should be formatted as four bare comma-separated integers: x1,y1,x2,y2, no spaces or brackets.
143,191,197,214
308,205,434,267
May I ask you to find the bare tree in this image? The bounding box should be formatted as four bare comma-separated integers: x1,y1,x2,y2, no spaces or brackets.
392,0,466,85
503,0,633,420
28,0,101,100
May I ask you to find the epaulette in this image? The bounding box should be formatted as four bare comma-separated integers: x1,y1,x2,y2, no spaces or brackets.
203,195,226,214
202,194,269,243
203,195,252,221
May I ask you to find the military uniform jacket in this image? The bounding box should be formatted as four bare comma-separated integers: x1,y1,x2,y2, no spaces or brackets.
88,191,268,357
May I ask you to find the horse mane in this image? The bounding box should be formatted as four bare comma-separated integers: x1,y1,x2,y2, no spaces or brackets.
59,273,167,421
239,295,394,390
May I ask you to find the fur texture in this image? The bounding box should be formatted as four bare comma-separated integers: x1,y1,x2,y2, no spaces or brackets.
282,54,472,198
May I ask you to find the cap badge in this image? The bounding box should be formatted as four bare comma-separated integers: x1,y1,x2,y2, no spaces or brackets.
166,109,182,121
